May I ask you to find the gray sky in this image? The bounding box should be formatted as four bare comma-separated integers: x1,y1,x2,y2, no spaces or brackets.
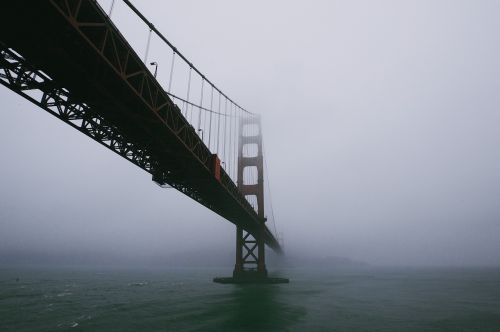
1,0,500,266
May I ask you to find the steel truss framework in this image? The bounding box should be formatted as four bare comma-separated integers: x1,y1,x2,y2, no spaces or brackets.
0,46,155,174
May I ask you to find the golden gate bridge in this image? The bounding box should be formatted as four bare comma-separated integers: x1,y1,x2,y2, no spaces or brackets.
0,0,287,283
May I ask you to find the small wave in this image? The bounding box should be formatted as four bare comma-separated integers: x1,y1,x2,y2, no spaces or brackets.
128,282,148,287
57,321,79,328
57,292,72,297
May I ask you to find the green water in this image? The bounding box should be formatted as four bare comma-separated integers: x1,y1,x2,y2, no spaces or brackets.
1,266,499,331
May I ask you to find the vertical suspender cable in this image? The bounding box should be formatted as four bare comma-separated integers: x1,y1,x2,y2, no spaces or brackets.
217,93,221,155
108,0,116,17
255,117,257,192
168,51,176,93
231,105,235,180
235,107,239,184
232,104,237,180
197,79,204,132
245,113,249,186
233,105,237,180
228,103,233,178
185,67,192,119
203,89,208,144
208,86,214,150
223,97,228,167
143,29,152,63
251,116,255,189
235,107,240,181
231,105,238,182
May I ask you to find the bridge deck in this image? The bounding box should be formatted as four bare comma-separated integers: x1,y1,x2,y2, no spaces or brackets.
0,0,280,252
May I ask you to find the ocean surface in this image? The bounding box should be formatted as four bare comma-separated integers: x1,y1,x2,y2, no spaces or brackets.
1,265,499,331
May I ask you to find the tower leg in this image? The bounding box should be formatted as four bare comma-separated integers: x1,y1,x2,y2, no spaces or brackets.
257,225,267,276
234,226,243,275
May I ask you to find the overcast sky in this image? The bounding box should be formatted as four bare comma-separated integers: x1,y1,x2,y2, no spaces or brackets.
1,0,500,266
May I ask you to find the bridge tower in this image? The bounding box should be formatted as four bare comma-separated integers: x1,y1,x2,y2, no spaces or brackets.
214,115,288,283
213,114,288,284
234,115,267,278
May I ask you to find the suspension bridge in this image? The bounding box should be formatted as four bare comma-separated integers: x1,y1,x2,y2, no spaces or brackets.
0,0,287,283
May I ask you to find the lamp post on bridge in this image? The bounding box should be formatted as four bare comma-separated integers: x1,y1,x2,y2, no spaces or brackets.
150,61,158,78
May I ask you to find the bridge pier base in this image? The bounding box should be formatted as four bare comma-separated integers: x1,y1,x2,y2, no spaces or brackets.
213,115,288,284
213,276,289,284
